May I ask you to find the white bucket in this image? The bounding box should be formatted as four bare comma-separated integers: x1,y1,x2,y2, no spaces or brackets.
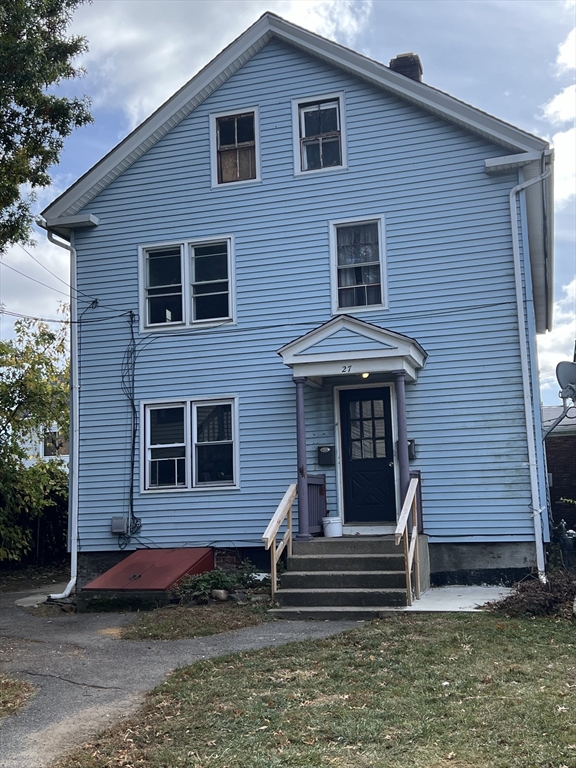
322,516,343,538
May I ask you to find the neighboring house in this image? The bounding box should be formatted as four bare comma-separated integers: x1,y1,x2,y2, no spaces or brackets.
41,13,554,592
543,406,576,531
22,428,69,469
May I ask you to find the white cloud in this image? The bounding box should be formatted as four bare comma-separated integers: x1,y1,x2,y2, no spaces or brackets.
541,27,576,209
551,126,576,205
73,0,373,130
538,279,576,403
543,83,575,125
557,26,575,72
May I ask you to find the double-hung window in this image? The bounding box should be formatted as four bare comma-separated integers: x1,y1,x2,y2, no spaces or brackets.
142,238,233,330
211,108,260,186
144,399,237,490
331,216,387,312
293,93,346,174
147,405,187,488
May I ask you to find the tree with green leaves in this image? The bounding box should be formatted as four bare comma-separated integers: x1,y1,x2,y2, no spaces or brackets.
0,0,92,252
0,317,69,562
0,316,69,449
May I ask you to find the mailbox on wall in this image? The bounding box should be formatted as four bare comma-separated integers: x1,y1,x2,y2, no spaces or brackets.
317,445,335,466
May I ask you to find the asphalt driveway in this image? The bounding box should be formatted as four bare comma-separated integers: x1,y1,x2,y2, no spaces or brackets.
0,585,353,768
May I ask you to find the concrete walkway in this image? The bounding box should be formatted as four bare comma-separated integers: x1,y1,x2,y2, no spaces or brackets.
0,584,353,768
0,583,510,768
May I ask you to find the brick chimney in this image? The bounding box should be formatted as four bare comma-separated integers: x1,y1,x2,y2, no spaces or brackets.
389,53,423,82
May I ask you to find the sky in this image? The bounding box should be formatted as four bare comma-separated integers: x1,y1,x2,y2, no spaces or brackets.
0,0,574,404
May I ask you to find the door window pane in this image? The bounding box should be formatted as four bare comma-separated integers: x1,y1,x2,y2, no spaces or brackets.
347,398,388,461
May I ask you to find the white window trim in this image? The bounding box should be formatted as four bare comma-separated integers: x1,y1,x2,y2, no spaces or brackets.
209,106,261,189
140,396,240,493
138,235,236,333
329,214,388,315
291,91,348,176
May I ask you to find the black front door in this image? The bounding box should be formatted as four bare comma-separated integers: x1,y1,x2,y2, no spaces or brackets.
339,387,396,523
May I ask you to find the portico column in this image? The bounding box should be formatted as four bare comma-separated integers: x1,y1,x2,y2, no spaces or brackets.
393,370,410,503
294,377,311,540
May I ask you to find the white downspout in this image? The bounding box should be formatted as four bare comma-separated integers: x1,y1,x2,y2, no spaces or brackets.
509,166,551,580
43,228,79,599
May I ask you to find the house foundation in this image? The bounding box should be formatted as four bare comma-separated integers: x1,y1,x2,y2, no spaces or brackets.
429,542,536,586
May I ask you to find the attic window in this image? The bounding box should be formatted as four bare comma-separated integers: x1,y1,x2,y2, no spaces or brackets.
293,93,346,174
216,112,256,183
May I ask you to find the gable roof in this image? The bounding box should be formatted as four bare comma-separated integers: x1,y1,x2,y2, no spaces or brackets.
278,315,427,382
41,12,553,333
42,11,549,226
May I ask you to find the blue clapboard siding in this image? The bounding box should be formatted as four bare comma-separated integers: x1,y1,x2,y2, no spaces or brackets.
70,38,539,550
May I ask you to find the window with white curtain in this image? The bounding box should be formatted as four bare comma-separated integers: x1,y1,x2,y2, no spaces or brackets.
331,217,386,312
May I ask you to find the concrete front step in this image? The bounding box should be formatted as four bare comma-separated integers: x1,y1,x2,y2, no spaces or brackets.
277,587,407,608
293,536,397,556
286,554,405,572
269,606,405,621
281,570,406,590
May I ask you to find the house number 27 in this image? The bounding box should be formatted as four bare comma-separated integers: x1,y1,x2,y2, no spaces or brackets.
341,365,352,373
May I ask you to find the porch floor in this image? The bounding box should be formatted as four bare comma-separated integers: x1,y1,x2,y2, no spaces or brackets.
401,585,512,612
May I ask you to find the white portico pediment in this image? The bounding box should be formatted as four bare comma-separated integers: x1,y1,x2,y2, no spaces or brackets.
278,315,427,382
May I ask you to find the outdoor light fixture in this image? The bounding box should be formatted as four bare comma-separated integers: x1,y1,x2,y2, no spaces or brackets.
361,372,370,378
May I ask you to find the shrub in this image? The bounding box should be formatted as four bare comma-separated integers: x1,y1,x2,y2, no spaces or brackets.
0,454,68,564
175,560,265,603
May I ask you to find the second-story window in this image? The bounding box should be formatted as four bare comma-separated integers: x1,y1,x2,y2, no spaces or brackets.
191,242,229,321
216,112,256,183
146,246,184,326
142,238,234,330
336,222,381,308
330,216,387,313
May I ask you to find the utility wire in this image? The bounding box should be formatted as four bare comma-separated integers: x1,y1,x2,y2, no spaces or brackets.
0,260,74,298
15,242,94,300
0,308,130,325
8,245,130,313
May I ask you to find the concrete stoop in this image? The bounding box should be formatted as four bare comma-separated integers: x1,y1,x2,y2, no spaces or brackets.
271,536,417,621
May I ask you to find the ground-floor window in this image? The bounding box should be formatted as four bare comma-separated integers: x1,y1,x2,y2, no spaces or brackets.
143,398,237,490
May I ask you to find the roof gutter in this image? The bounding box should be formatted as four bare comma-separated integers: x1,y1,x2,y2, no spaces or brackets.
36,221,80,599
508,162,551,580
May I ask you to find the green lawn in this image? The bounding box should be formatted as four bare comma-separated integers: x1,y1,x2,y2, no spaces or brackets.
56,613,575,768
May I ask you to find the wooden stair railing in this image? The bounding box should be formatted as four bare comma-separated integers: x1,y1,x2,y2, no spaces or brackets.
262,484,297,601
394,474,422,606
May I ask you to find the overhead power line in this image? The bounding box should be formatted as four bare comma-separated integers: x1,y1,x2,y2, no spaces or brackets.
0,260,72,298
